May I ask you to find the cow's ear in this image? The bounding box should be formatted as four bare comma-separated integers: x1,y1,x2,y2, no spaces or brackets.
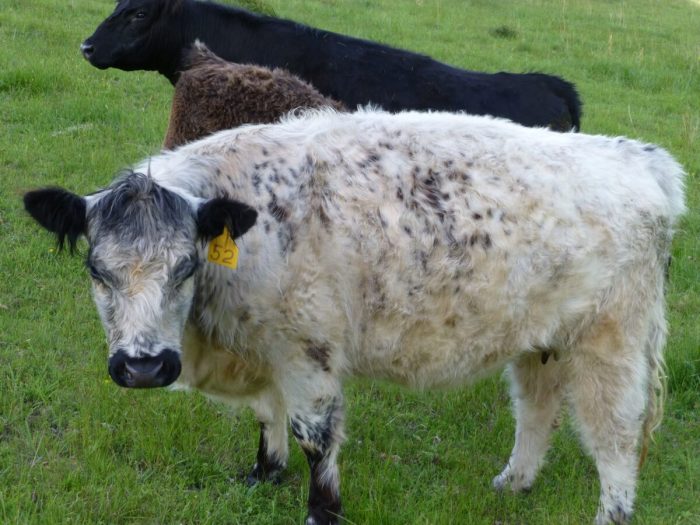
24,188,87,253
196,198,258,241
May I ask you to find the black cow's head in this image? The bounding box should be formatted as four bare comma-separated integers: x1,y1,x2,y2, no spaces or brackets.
24,172,257,389
81,0,186,76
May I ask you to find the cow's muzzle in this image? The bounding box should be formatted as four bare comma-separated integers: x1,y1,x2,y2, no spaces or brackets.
80,41,95,60
108,349,181,388
80,40,109,69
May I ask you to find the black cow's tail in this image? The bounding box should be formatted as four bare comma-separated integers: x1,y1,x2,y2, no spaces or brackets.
536,74,583,131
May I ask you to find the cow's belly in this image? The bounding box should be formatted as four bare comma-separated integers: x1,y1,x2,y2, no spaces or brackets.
347,314,526,390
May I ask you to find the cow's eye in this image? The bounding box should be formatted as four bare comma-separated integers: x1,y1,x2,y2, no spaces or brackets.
133,10,146,20
87,262,104,283
172,258,199,289
174,271,195,290
88,270,111,294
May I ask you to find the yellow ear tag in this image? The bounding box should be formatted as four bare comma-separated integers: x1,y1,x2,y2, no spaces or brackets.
207,226,239,270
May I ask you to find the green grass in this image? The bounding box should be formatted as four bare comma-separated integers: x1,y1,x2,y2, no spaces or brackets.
1,0,698,523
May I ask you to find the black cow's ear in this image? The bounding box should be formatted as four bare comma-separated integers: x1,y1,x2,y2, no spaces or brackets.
24,188,87,253
196,198,258,241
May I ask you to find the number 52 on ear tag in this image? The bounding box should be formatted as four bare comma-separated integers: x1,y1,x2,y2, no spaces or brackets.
208,226,239,270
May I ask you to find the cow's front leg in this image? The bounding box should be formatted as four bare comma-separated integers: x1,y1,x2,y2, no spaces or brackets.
247,389,288,485
289,390,345,525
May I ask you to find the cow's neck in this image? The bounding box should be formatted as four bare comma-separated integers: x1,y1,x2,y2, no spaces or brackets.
157,5,195,84
160,55,186,85
182,2,327,85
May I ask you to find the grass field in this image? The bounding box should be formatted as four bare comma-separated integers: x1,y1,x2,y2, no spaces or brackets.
1,0,698,523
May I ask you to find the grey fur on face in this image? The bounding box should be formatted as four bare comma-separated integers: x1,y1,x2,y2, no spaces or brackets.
85,171,199,359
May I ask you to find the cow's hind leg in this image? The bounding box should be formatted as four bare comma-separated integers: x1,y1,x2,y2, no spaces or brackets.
247,389,288,485
568,318,649,525
494,351,565,492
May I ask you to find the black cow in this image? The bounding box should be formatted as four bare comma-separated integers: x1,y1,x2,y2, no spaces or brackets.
81,0,582,131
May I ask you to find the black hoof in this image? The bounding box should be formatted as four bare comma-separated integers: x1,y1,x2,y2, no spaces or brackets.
244,463,283,486
305,514,340,525
305,506,343,525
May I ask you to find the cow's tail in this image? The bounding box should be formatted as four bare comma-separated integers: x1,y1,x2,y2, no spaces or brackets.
638,307,667,469
647,144,687,225
638,147,685,469
535,74,583,131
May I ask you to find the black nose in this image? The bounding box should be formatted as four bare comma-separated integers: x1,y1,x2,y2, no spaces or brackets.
80,41,94,59
109,349,181,388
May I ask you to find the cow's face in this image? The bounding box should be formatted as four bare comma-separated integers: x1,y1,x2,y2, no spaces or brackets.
24,172,257,388
81,0,181,72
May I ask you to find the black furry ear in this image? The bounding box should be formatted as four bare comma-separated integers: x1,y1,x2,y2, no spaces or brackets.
24,188,87,253
196,198,258,241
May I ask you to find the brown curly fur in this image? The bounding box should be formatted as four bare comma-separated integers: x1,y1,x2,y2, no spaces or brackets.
163,42,345,149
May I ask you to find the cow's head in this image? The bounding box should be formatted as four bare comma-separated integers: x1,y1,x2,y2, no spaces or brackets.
24,171,257,388
81,0,185,75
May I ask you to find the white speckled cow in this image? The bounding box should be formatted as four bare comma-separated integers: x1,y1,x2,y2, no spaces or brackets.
24,109,685,525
